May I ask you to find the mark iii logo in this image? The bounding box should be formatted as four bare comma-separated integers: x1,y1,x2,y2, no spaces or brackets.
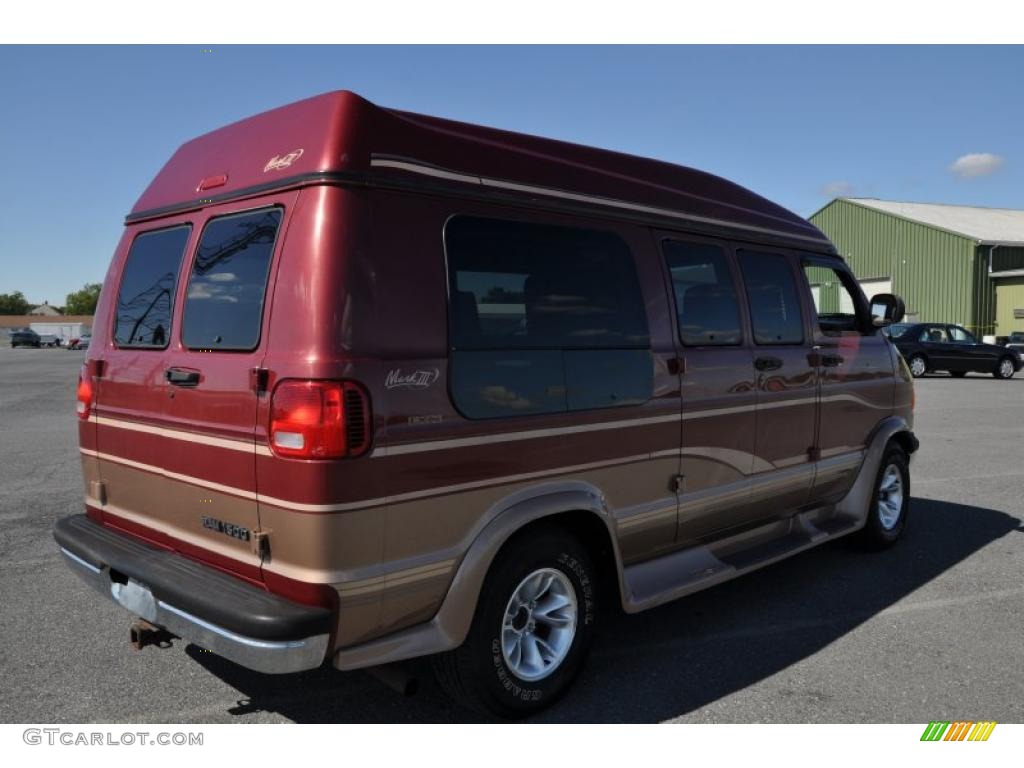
385,368,440,390
263,148,304,172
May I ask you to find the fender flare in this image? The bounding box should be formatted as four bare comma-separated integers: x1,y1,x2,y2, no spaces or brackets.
834,415,916,528
332,482,624,671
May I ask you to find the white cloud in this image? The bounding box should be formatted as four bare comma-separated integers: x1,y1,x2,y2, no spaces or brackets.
207,272,237,282
949,153,1005,179
819,180,856,198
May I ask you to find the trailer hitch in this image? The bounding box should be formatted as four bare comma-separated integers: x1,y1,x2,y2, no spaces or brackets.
129,619,175,651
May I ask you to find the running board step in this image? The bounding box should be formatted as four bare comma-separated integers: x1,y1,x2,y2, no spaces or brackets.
622,509,860,613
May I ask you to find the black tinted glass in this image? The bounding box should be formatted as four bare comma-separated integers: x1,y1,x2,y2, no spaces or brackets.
446,217,652,419
446,217,649,350
738,251,804,345
114,225,191,348
450,350,566,419
182,208,282,350
663,241,742,345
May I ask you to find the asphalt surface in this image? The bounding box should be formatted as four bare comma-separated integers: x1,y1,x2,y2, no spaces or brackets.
1,344,1022,723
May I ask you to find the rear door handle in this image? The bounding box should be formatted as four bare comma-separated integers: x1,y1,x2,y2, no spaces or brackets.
754,356,783,372
165,367,200,387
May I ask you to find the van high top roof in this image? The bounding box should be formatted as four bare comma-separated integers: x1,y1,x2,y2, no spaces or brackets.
130,90,830,250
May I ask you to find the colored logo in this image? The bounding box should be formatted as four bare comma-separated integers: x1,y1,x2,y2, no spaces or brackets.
920,721,997,742
263,148,304,172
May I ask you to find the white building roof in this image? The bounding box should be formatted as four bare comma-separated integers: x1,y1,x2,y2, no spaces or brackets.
846,198,1024,246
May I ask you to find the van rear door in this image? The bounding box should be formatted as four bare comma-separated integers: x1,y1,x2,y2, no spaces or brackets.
95,195,295,579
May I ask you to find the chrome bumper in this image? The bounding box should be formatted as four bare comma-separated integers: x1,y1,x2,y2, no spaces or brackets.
59,545,329,675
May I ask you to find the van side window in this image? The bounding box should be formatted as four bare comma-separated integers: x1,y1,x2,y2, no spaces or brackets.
802,262,865,337
182,208,282,351
662,241,742,345
445,217,652,419
114,225,192,348
737,251,804,345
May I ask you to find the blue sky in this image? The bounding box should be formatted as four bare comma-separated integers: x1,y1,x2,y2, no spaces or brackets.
1,45,1022,305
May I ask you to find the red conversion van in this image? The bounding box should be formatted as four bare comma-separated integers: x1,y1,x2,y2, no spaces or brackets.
55,91,916,717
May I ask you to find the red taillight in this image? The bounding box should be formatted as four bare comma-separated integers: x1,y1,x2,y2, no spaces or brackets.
76,369,94,420
269,380,371,459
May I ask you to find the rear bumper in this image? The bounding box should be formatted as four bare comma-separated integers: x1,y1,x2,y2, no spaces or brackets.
53,515,332,674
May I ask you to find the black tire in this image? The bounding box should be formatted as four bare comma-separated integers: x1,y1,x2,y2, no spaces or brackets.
855,443,910,550
10,343,17,349
950,371,967,378
908,354,927,378
433,525,597,718
993,357,1016,380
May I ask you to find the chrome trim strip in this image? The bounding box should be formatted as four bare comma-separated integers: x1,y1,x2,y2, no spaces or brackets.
59,546,102,574
157,601,308,650
370,157,831,245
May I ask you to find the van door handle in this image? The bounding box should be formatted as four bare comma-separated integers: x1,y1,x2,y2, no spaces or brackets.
822,354,844,367
165,367,200,387
754,356,783,372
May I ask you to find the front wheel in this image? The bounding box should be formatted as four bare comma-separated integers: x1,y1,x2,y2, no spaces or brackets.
855,443,910,550
433,526,597,718
908,354,927,378
994,357,1016,379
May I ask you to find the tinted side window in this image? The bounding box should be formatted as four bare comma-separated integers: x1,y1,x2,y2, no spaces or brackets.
114,225,192,348
663,241,742,345
920,326,949,343
738,251,804,345
446,217,652,419
447,217,649,350
182,208,282,351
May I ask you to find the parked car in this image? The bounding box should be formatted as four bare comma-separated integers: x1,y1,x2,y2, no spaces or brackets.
890,322,1022,379
37,333,61,348
9,328,41,348
54,91,918,718
67,333,92,350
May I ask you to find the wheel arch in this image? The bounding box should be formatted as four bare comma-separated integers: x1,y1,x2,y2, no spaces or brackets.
332,482,627,671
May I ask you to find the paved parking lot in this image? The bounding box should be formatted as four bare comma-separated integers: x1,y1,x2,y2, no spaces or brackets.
1,344,1021,723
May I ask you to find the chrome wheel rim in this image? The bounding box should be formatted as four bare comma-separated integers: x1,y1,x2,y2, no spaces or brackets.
999,359,1014,378
910,357,926,377
501,567,577,682
877,464,904,530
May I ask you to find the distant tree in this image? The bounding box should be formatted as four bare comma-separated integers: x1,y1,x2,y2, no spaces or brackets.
0,291,30,315
64,283,102,316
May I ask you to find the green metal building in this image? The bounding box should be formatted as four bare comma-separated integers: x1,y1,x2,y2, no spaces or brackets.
810,198,1024,339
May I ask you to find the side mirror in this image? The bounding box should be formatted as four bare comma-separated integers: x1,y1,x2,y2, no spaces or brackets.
870,293,905,327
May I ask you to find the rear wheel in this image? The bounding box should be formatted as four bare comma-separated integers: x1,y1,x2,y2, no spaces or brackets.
433,526,597,718
908,354,927,378
855,443,909,550
994,357,1016,379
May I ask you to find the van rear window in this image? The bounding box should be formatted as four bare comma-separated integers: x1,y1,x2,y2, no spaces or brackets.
182,208,282,351
114,225,192,348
